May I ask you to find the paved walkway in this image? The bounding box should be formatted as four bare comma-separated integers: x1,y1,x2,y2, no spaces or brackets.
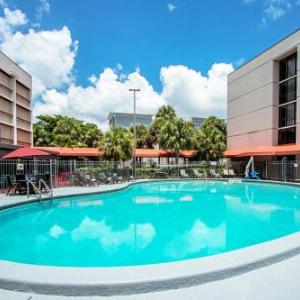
1,251,300,300
1,180,300,299
0,180,146,209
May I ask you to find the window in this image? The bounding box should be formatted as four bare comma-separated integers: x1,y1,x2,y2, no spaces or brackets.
279,102,296,127
278,127,296,145
280,53,297,81
279,77,296,104
278,53,297,145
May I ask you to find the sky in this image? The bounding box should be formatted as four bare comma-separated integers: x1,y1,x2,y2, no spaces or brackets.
0,0,299,129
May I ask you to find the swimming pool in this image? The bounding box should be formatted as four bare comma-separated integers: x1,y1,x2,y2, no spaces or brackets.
1,180,300,267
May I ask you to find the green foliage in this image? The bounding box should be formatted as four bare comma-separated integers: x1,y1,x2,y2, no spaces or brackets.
129,124,148,148
159,117,195,162
33,115,103,147
194,116,226,161
146,105,177,146
100,126,133,161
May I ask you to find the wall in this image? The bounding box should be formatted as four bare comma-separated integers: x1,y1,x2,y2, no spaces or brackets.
227,29,300,150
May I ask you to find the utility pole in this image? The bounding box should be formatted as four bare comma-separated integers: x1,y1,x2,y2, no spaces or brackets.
129,88,140,180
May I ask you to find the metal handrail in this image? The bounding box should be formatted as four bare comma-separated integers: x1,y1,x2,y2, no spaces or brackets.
27,180,42,201
38,179,53,200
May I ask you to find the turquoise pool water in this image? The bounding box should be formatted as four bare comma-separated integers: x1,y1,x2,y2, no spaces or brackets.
1,180,300,267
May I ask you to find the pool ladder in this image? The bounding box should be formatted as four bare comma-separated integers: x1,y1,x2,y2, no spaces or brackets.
27,179,53,202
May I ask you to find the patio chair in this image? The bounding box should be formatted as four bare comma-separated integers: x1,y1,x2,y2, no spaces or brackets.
83,174,97,186
112,172,123,183
74,173,95,186
223,169,229,177
209,169,221,178
6,176,18,195
228,169,236,177
193,169,204,178
97,172,108,184
180,169,189,178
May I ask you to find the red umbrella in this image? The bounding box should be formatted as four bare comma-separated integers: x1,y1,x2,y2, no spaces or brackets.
1,147,51,159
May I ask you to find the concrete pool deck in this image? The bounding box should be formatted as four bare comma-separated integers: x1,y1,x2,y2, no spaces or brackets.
1,179,300,299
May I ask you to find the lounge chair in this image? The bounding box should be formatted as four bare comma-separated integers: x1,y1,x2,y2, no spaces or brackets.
74,173,96,186
180,169,189,178
97,172,108,184
193,169,204,178
223,169,229,177
228,169,236,177
209,169,221,178
112,172,123,183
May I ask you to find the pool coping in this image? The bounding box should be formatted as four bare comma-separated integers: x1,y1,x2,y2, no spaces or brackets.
1,178,300,296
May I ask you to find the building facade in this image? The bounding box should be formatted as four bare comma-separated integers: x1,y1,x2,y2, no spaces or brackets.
0,50,32,156
108,112,154,129
227,29,300,159
191,117,225,129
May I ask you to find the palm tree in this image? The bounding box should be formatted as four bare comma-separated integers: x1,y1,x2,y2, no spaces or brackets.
100,126,133,162
194,116,226,161
155,105,176,121
159,117,195,164
146,105,177,147
129,124,148,148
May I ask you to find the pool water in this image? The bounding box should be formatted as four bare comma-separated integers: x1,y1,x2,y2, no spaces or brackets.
1,180,300,267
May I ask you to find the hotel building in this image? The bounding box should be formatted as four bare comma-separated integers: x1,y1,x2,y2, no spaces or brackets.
108,112,154,129
226,29,300,160
0,51,32,156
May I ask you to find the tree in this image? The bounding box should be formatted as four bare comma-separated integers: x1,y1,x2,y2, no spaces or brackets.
159,117,195,164
100,126,133,161
129,124,148,148
194,116,226,161
146,105,177,147
33,115,103,147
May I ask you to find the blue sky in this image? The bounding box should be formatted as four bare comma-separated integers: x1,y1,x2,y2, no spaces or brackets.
0,0,299,128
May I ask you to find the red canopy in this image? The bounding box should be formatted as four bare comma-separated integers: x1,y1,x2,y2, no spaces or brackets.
1,147,51,159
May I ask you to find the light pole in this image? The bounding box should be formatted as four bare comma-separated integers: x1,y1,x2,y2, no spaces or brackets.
129,88,140,180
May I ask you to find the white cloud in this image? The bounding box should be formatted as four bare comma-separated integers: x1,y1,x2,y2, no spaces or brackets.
1,26,78,97
167,3,176,12
34,63,233,130
34,68,166,129
0,8,27,40
161,63,233,119
243,0,295,25
265,1,288,20
36,0,50,21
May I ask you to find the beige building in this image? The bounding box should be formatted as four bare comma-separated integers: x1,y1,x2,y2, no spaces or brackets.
0,50,32,156
226,29,300,160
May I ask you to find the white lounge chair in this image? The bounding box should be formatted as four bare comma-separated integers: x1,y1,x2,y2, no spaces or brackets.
223,169,229,177
210,169,221,178
228,169,236,177
193,169,204,178
180,169,189,178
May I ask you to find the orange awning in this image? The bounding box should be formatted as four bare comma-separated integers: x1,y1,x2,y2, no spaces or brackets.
135,149,195,158
36,147,196,159
225,144,300,158
2,147,51,159
36,147,104,157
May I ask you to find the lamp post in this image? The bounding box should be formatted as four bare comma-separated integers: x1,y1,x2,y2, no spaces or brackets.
129,88,140,180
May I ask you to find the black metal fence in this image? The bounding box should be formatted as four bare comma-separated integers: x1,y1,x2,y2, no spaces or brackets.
1,159,300,191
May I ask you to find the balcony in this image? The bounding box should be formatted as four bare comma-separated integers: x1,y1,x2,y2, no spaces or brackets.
16,94,31,109
17,117,31,131
0,111,13,126
0,83,12,101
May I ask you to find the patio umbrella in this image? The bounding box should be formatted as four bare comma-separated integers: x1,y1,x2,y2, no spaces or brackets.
1,147,51,159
